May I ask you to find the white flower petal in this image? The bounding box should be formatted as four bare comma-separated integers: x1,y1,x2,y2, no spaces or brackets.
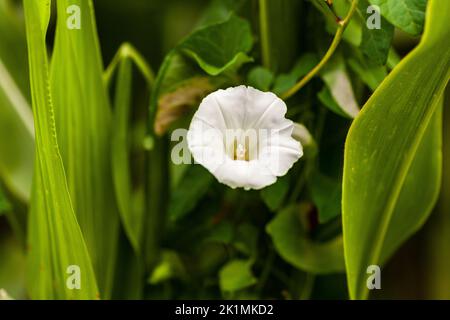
208,85,248,129
187,121,225,173
186,86,303,190
213,158,277,190
260,135,303,176
244,86,288,130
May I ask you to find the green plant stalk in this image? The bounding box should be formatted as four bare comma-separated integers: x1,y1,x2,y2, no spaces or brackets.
281,0,359,100
258,0,271,70
145,137,169,270
310,0,340,23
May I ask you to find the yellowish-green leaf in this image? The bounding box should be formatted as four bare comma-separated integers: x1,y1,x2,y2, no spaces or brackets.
49,0,120,299
148,250,187,284
23,0,98,299
219,259,257,293
342,0,450,300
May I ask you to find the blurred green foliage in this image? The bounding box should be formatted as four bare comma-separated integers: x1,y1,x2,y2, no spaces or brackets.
0,0,448,300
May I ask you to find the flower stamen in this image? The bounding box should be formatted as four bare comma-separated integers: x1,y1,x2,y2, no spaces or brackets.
233,138,250,161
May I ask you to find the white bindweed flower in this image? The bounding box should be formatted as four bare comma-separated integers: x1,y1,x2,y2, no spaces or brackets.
187,86,303,190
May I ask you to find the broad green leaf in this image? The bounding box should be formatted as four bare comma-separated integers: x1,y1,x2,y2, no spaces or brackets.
23,0,98,299
380,106,442,262
219,259,257,293
267,205,345,274
247,66,273,91
151,14,253,135
422,92,450,299
359,0,394,66
152,52,229,135
154,52,201,99
179,15,253,76
49,0,120,299
342,0,449,300
368,0,427,36
0,0,34,202
169,165,213,221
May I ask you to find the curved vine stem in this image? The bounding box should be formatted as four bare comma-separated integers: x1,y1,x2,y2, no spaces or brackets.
281,0,359,100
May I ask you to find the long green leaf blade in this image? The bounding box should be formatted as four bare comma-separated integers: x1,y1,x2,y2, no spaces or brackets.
50,0,120,298
111,55,144,252
23,0,98,299
342,0,450,300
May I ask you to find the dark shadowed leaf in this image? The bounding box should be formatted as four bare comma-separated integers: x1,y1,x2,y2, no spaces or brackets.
169,165,214,221
359,0,394,65
310,172,342,224
267,205,345,274
247,66,274,91
219,259,257,293
260,175,289,212
179,14,253,76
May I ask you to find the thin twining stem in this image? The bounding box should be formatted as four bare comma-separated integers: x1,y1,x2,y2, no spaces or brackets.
281,0,359,100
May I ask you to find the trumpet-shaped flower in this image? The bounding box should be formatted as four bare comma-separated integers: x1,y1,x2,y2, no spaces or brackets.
187,86,302,190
